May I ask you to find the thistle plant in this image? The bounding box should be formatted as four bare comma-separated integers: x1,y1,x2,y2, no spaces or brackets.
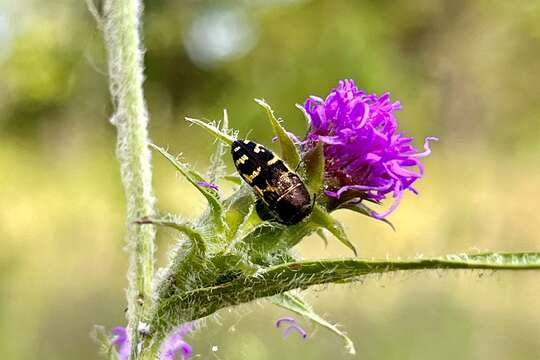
91,2,540,359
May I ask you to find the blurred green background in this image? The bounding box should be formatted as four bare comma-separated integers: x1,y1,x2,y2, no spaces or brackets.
1,0,539,359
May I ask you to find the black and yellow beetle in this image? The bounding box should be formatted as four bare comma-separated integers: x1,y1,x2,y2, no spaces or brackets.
231,139,312,225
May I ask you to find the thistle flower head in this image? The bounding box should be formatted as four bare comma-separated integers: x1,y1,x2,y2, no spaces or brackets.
303,79,437,218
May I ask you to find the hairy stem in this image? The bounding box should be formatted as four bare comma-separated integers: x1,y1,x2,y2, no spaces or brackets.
102,0,155,358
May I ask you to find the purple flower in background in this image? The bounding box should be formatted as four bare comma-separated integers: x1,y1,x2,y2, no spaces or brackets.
111,327,130,360
160,323,193,360
276,316,308,339
303,79,437,218
197,181,219,191
112,323,193,360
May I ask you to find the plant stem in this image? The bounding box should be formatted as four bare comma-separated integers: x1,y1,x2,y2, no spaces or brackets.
102,0,155,358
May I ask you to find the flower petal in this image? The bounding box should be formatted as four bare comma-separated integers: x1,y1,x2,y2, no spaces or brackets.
196,181,219,191
276,317,308,339
371,185,405,219
411,137,439,158
111,327,130,360
302,80,436,218
283,324,308,339
159,323,194,360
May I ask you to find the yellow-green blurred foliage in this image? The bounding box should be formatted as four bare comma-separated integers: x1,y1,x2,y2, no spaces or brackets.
0,0,539,359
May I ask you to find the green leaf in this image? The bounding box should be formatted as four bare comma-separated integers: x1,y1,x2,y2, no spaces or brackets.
235,222,288,264
272,292,356,355
149,143,226,241
207,109,229,183
135,215,206,254
338,201,395,231
209,252,258,282
302,140,324,194
258,253,540,284
149,251,540,340
185,117,236,145
310,205,357,256
235,215,318,259
223,185,256,241
254,98,301,169
444,252,540,266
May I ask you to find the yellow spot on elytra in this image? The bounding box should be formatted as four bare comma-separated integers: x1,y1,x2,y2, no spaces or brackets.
233,146,241,152
267,156,279,165
235,154,249,165
244,167,261,183
254,144,265,153
253,186,265,197
264,184,278,193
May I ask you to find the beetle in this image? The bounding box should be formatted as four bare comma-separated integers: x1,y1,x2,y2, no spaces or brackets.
231,139,312,225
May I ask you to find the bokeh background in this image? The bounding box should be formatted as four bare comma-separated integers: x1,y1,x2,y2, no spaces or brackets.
1,0,540,359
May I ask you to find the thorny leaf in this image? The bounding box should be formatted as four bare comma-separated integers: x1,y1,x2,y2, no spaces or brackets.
310,205,358,256
234,221,288,265
185,117,236,145
255,98,301,169
207,110,229,183
150,144,227,242
150,252,540,338
135,215,206,255
222,185,256,242
302,140,324,194
338,200,395,231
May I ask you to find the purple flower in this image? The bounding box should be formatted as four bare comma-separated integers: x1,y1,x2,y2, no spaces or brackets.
111,327,130,360
303,79,437,218
197,181,219,191
276,316,308,339
160,323,193,360
111,323,193,360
